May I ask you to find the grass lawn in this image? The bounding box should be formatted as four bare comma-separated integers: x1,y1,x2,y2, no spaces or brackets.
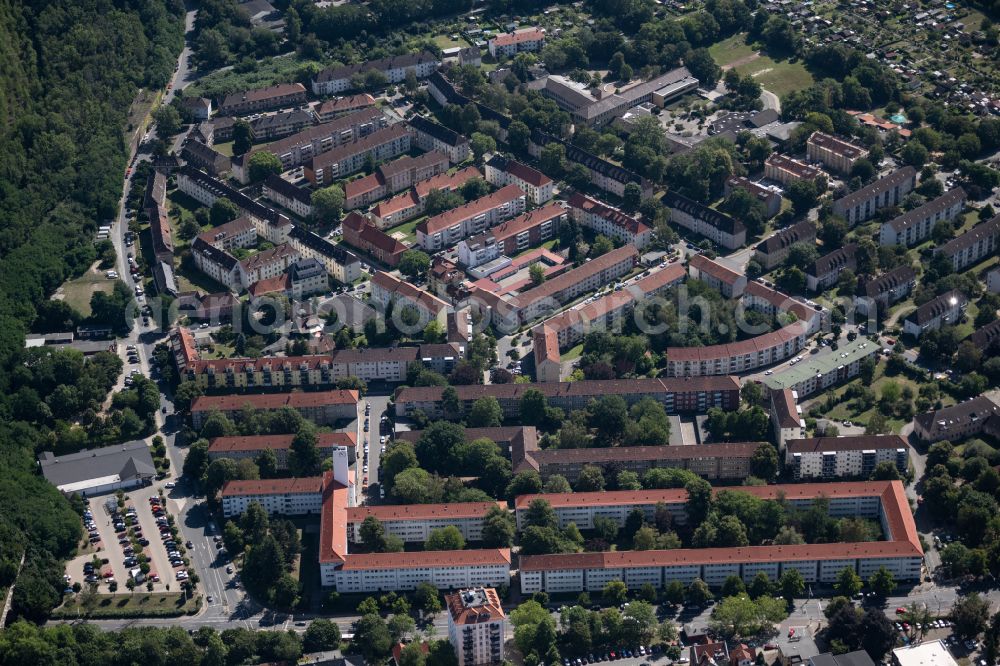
433,34,467,50
732,55,814,99
389,215,425,244
124,88,160,147
213,141,234,157
58,265,115,317
709,33,757,68
176,267,228,295
820,365,955,432
52,591,198,619
563,343,584,361
167,189,204,253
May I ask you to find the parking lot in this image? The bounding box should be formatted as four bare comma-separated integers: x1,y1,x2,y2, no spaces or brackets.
64,485,182,594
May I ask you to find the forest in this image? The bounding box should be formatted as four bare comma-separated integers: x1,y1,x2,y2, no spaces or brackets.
0,0,183,623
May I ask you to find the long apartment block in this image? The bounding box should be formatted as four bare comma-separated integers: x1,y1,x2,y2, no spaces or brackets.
346,502,505,543
663,191,747,250
393,376,740,421
209,432,357,470
754,221,817,271
370,166,483,229
934,214,1000,272
177,166,291,244
567,192,653,249
221,477,326,518
879,188,966,247
415,184,527,251
832,167,917,226
304,124,412,186
806,131,868,173
786,435,909,479
189,390,359,430
518,481,921,594
344,151,449,210
311,52,440,96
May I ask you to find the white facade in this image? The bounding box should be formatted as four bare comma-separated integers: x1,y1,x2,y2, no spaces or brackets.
484,159,554,205
347,515,490,543
333,558,510,593
788,447,909,479
222,489,323,518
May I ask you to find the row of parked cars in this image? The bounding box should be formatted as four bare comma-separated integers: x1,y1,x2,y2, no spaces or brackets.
149,496,187,581
563,644,665,665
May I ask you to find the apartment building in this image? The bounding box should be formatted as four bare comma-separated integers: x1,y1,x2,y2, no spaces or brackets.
416,184,527,251
724,176,782,218
287,226,362,285
742,281,824,333
912,395,1000,444
529,130,654,199
806,132,869,173
180,96,212,121
197,216,257,253
144,171,174,264
663,191,747,250
237,243,299,290
533,325,561,383
314,94,377,122
458,233,502,269
970,319,1000,354
250,109,314,141
688,253,747,298
209,432,356,469
459,203,568,261
408,115,471,164
488,27,546,57
879,188,967,246
221,477,325,518
762,337,879,398
519,481,922,593
754,221,817,271
935,214,1000,272
988,267,1000,294
806,243,858,292
346,502,503,544
344,151,449,210
446,588,506,666
311,52,441,96
181,140,231,176
218,83,307,116
566,192,654,249
287,258,328,299
769,388,805,450
484,155,554,204
263,174,313,219
176,166,292,244
332,549,512,593
189,390,359,430
902,289,968,338
370,166,483,229
341,211,408,267
304,124,412,186
538,263,686,352
855,265,917,317
832,167,917,226
394,376,741,421
234,109,388,183
764,153,823,185
786,435,909,479
370,271,450,328
190,237,241,291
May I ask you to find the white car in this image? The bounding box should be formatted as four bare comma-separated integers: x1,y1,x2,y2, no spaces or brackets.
164,482,175,489
363,465,369,473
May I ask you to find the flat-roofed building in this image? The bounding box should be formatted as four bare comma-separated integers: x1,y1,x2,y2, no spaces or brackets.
567,192,653,249
346,502,504,543
333,549,512,593
408,115,470,164
754,221,817,270
892,641,958,666
806,243,858,292
903,289,968,338
879,188,966,247
912,395,1000,444
724,176,782,218
190,390,359,430
688,253,747,298
304,124,412,186
209,432,356,469
221,477,325,518
934,214,1000,272
663,191,747,250
218,83,307,116
832,167,917,226
416,184,527,251
762,337,880,398
764,153,823,185
806,132,869,173
786,435,909,479
484,154,554,204
770,388,805,450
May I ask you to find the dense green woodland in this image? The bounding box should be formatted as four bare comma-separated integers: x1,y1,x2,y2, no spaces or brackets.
0,0,183,625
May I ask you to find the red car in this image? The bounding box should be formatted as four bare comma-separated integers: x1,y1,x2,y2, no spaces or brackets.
896,607,907,614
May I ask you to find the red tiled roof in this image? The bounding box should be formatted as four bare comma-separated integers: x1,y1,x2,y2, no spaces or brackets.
315,94,376,116
665,320,810,363
209,432,356,455
511,245,639,307
319,471,349,564
567,192,651,237
221,476,324,497
689,254,743,286
190,390,359,413
808,131,867,159
446,588,506,624
771,388,801,429
346,501,504,523
417,184,525,236
248,273,290,297
491,28,545,46
371,271,449,314
503,158,552,187
533,325,560,365
528,441,761,468
339,548,512,570
486,203,567,245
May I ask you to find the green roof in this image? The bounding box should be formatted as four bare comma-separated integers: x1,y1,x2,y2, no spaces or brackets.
763,338,875,392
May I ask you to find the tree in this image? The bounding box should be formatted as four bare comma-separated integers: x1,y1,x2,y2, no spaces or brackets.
779,569,805,603
399,643,427,666
524,498,558,530
426,525,465,551
786,180,819,215
242,534,285,599
399,250,431,279
603,580,628,605
154,105,182,140
750,444,779,482
353,614,393,662
467,396,502,427
868,566,896,597
413,581,443,614
687,578,714,606
312,185,345,224
871,460,901,481
835,566,863,597
623,182,642,211
210,198,240,227
302,618,342,652
233,120,253,156
223,520,245,555
247,151,282,183
520,389,549,427
289,425,322,476
240,501,270,545
470,132,496,163
747,572,773,599
953,594,991,639
710,594,788,638
575,465,605,492
686,48,721,86
481,505,515,547
540,142,566,177
529,263,546,286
